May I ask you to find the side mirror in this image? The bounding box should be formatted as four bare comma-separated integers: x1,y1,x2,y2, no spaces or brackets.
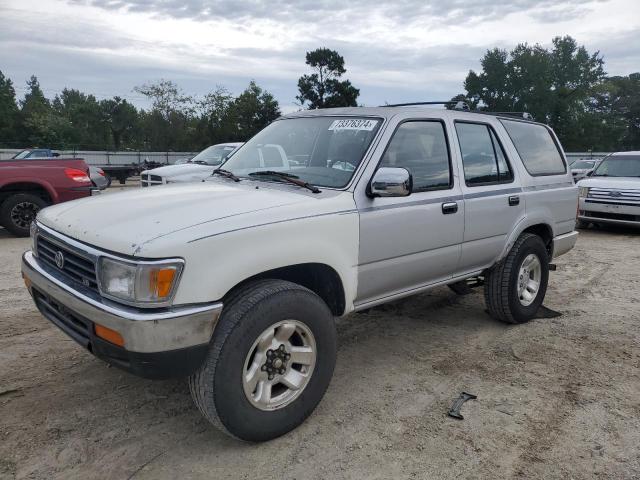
369,167,412,197
586,171,593,177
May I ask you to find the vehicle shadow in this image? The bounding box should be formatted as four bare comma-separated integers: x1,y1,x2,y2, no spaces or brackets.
8,286,509,478
578,223,639,236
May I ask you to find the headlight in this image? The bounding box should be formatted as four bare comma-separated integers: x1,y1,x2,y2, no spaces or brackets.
578,187,589,198
98,257,183,306
30,222,38,256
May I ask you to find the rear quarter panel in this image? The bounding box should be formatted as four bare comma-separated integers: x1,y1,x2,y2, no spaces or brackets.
494,121,578,257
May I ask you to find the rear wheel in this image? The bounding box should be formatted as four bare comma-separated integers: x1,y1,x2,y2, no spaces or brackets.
484,233,549,324
0,193,48,237
189,279,337,441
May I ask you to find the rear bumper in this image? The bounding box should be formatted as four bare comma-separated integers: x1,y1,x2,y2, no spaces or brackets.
552,231,578,258
22,251,222,379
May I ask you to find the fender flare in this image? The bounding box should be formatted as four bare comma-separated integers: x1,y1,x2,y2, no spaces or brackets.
497,214,555,262
0,178,59,204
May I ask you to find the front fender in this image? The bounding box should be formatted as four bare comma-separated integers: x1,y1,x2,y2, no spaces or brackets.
172,210,360,312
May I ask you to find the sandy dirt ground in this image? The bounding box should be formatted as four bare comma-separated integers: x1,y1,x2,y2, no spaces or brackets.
1,218,639,479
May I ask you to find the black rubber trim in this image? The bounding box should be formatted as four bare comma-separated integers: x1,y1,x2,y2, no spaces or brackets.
92,338,208,380
31,286,208,379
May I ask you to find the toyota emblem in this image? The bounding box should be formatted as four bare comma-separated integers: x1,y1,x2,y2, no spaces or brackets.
55,251,65,269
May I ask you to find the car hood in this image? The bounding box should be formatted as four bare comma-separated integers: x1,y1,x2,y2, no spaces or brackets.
142,164,218,179
37,180,329,256
577,177,640,190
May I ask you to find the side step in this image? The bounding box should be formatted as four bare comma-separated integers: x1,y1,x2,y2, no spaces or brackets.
448,276,484,295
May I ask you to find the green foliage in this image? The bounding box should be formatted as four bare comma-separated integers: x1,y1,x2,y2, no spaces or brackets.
0,71,19,142
231,80,281,139
454,36,640,150
0,71,281,151
297,48,360,109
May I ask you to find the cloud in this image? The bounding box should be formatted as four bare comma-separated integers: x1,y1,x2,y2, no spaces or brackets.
1,0,639,113
73,0,595,25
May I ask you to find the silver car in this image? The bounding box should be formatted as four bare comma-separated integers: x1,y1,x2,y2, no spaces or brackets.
570,158,601,182
577,151,640,228
89,166,110,190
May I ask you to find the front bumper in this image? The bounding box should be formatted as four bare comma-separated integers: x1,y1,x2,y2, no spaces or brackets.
22,251,222,379
578,198,640,227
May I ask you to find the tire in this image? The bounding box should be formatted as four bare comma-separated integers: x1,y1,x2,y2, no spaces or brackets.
0,193,48,237
189,279,337,442
484,233,549,324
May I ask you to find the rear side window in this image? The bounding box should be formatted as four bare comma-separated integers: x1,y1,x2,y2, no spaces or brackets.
455,122,513,186
500,120,566,176
379,121,451,192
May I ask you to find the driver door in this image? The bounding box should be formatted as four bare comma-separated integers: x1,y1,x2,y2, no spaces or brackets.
354,118,465,307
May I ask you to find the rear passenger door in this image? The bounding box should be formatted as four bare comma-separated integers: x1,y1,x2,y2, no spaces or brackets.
355,118,464,306
452,120,525,273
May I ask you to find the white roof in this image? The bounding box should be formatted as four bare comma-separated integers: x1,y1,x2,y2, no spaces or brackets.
612,151,640,156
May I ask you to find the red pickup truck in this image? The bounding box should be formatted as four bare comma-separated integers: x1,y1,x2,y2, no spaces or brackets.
0,157,94,237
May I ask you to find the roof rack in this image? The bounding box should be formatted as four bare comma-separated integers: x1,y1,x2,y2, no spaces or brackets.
382,101,535,121
485,112,534,120
383,101,470,111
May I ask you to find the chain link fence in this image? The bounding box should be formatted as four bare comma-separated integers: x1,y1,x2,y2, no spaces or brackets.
0,149,198,166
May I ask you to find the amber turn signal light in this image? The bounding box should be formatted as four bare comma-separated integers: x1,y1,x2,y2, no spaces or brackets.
150,267,177,299
94,323,125,347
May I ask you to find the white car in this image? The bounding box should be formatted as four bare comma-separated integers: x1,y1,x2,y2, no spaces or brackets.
23,106,578,442
570,158,602,182
140,143,243,186
577,151,640,228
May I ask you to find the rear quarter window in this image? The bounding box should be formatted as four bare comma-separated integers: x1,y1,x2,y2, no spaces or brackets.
500,120,566,176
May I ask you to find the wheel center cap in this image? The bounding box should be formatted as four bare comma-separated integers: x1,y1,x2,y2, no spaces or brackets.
274,358,283,369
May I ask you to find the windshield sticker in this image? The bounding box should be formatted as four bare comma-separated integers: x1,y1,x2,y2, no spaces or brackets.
328,119,378,131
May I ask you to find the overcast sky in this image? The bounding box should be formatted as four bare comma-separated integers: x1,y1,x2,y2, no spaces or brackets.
1,0,639,112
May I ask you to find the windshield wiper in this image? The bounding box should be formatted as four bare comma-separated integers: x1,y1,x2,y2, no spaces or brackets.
248,171,321,194
212,168,241,182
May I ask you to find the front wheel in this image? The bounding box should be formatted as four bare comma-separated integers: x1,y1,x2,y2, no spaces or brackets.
484,233,549,324
189,279,337,441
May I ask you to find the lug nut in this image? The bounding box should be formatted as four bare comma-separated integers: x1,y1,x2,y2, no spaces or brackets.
279,344,286,351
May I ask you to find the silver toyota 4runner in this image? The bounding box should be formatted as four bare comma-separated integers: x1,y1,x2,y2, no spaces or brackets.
22,106,578,441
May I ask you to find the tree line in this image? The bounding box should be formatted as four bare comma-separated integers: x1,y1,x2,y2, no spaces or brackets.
0,38,638,152
450,36,639,151
0,75,281,152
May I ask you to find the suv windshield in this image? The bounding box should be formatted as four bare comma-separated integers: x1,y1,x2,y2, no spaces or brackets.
571,160,595,169
221,116,382,188
12,150,31,159
191,145,238,165
592,155,640,177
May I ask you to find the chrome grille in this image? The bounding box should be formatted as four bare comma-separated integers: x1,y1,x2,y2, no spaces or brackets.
586,187,640,206
140,174,164,187
36,234,99,292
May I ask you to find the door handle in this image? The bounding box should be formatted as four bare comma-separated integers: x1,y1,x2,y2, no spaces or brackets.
508,195,520,206
442,202,458,214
